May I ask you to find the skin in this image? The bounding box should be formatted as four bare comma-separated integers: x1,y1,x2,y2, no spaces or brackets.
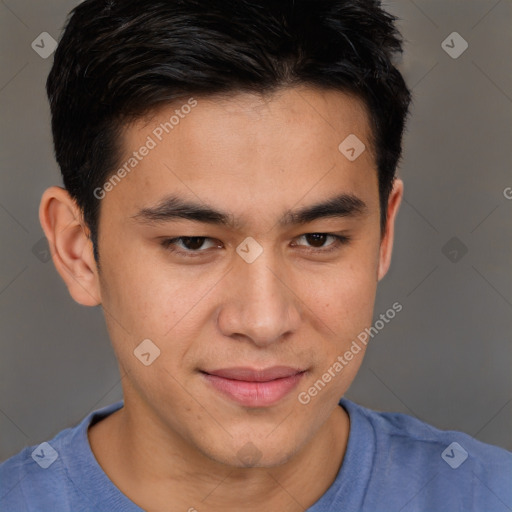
40,86,403,512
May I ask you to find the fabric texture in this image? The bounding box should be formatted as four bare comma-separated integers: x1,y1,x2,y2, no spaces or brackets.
1,398,511,511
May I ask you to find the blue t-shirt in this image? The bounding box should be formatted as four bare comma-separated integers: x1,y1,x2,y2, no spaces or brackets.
1,399,511,511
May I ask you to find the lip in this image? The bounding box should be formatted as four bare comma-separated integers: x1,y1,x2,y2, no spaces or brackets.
201,366,306,407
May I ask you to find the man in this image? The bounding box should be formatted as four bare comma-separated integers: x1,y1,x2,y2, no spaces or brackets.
1,0,510,510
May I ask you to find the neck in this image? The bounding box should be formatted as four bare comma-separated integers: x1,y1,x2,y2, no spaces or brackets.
88,399,350,512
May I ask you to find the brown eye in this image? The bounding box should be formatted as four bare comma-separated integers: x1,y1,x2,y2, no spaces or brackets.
180,237,208,250
293,233,350,254
304,233,329,248
161,236,221,256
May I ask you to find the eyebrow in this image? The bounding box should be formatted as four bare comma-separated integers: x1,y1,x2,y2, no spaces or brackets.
131,193,367,228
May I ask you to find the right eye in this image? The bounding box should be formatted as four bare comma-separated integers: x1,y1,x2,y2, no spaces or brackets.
160,236,223,257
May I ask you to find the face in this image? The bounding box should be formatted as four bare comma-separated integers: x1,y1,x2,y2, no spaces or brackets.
51,86,402,467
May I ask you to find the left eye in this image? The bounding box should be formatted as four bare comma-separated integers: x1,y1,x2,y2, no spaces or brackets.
293,233,349,252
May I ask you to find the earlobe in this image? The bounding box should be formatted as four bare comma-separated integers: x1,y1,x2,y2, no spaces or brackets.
377,178,403,281
39,186,101,306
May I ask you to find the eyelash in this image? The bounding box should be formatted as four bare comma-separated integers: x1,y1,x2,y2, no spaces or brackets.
160,233,351,258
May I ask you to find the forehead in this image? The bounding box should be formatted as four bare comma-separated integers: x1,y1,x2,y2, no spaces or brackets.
133,86,374,157
104,86,378,225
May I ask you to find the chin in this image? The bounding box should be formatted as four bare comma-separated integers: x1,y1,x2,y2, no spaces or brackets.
201,437,300,469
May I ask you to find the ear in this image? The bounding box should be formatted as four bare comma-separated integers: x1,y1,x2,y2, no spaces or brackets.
39,186,101,306
377,178,403,281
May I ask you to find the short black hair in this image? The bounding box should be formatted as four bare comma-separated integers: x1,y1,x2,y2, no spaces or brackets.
46,0,412,263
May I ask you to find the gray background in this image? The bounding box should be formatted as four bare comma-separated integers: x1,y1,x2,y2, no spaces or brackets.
0,0,511,462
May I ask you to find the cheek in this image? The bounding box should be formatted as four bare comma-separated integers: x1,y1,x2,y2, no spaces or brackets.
295,261,377,405
301,250,379,336
98,247,228,375
101,264,206,340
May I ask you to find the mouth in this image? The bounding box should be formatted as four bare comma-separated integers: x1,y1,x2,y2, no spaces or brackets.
200,366,307,407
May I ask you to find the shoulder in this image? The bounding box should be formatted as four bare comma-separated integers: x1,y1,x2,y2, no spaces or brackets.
0,401,124,512
0,431,78,511
348,399,511,466
341,399,512,511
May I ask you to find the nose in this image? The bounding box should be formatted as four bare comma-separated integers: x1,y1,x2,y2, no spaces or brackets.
216,248,301,347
